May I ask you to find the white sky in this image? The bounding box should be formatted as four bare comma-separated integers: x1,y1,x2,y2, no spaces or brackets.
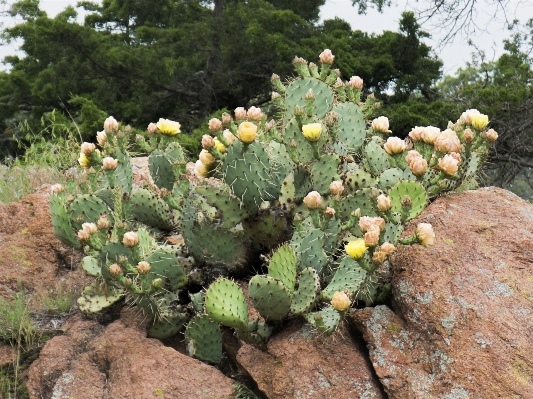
1,0,533,76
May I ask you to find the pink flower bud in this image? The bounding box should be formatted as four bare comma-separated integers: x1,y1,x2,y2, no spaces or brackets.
416,223,435,247
147,122,158,134
380,242,396,255
438,154,460,176
405,150,423,164
364,226,381,247
96,131,107,146
329,180,344,195
201,135,215,149
371,116,390,134
449,152,462,165
348,76,363,89
247,106,263,121
324,207,336,218
485,128,498,143
97,215,110,230
303,191,322,209
102,157,118,171
234,107,247,120
408,126,424,142
359,216,386,232
376,194,391,212
109,263,122,277
460,109,481,125
462,128,474,143
434,129,461,153
409,157,428,177
51,184,64,194
77,229,91,241
104,116,119,133
208,118,223,133
221,112,232,125
82,222,98,235
199,150,215,166
194,160,209,178
331,291,351,311
123,231,139,247
81,142,96,155
384,137,407,155
136,261,151,275
265,120,277,131
372,251,387,265
319,49,335,65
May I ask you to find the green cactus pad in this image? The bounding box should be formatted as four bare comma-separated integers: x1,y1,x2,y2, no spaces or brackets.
389,180,427,221
148,311,189,339
114,148,133,194
137,228,156,257
223,140,281,215
279,172,296,211
322,217,341,254
344,169,376,192
205,279,248,331
248,275,292,321
364,138,390,176
185,314,223,364
165,141,186,162
310,154,341,194
49,194,80,248
290,221,328,272
98,242,133,282
68,194,110,231
142,248,187,290
267,140,296,178
282,116,325,164
267,245,297,292
94,188,115,209
285,77,334,118
290,267,320,315
149,149,176,191
130,188,175,230
332,102,366,153
321,256,368,300
82,256,100,277
338,188,378,221
194,184,248,229
77,282,123,314
306,305,341,334
381,222,404,245
189,291,204,314
243,210,291,250
378,168,404,191
357,273,379,306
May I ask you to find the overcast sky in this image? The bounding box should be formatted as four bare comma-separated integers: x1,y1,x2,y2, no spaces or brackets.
1,0,533,76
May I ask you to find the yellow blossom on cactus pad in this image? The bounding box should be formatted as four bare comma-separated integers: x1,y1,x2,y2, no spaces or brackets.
156,118,181,135
345,239,367,260
78,152,91,167
214,138,227,153
238,122,257,143
470,114,489,130
301,123,322,142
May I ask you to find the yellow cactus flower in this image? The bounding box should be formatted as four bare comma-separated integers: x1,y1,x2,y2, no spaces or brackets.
78,152,91,167
331,291,351,312
345,239,367,260
214,138,227,153
238,122,257,143
470,114,489,130
156,118,181,135
301,123,322,142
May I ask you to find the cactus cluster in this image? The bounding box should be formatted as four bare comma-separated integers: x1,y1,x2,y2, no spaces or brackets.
50,50,497,364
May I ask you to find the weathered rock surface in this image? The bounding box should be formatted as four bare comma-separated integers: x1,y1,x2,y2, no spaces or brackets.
27,310,236,399
237,320,384,399
0,191,89,299
351,187,533,398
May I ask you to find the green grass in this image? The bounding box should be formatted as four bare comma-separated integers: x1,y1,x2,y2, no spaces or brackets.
32,283,75,316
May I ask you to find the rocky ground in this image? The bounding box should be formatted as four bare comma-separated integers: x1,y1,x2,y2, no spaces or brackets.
0,182,531,398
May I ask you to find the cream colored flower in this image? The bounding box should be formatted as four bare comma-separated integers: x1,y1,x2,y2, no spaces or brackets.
384,137,407,155
51,184,64,194
223,129,236,145
303,191,322,209
345,239,367,259
147,122,158,134
123,231,139,247
238,122,257,143
109,263,122,277
247,106,263,121
102,157,118,171
301,123,322,142
405,150,423,164
156,118,181,135
416,223,435,247
372,251,387,265
471,114,489,130
438,154,460,176
324,207,336,218
359,216,386,232
421,126,440,144
460,109,481,125
462,128,474,143
485,128,498,143
82,222,98,235
136,261,151,275
408,126,424,142
96,131,107,146
371,116,391,134
409,157,428,177
434,129,461,153
364,226,381,247
380,242,396,255
221,112,232,125
234,107,247,120
194,160,209,177
97,215,110,230
331,291,351,311
199,150,215,166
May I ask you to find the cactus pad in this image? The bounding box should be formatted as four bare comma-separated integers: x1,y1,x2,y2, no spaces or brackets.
49,194,80,248
149,149,175,190
205,279,248,331
306,305,341,334
77,282,123,314
185,314,223,364
364,138,390,176
68,194,109,231
290,267,320,315
131,188,175,230
389,180,427,221
82,256,100,277
285,77,334,118
322,256,367,300
332,102,366,153
142,249,187,290
310,154,341,194
248,275,292,321
267,245,297,292
378,168,404,191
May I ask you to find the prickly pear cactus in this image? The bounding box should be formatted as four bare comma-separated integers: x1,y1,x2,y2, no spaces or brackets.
51,49,497,365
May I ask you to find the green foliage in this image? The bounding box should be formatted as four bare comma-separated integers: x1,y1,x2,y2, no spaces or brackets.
0,294,37,347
